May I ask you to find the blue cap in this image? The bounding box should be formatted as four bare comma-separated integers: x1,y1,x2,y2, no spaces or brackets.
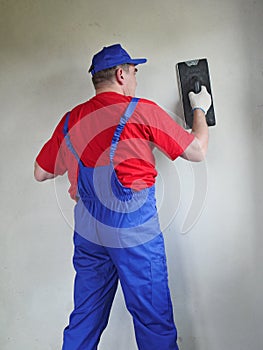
88,44,147,76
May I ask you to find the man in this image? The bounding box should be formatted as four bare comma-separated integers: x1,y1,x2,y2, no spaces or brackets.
34,44,211,350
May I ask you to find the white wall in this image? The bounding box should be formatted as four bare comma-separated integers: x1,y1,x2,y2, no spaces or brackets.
1,0,262,349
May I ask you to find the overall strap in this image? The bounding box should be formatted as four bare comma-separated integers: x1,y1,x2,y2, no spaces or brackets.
110,97,140,162
63,112,83,165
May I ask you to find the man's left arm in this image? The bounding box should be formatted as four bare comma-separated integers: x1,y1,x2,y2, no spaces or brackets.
34,114,68,182
34,161,57,182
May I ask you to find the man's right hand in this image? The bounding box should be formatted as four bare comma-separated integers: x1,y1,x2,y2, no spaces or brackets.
188,85,212,115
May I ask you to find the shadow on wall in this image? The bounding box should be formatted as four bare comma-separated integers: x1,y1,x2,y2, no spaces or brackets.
155,153,211,350
166,235,199,350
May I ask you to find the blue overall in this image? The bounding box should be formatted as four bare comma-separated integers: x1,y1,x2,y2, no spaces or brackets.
62,98,179,350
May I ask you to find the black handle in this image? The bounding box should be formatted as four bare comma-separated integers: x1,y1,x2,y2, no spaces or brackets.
193,77,201,93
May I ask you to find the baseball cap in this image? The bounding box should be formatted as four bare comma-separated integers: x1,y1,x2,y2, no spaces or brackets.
88,44,147,76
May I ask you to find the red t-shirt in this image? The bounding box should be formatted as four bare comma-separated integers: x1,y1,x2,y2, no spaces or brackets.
36,92,194,199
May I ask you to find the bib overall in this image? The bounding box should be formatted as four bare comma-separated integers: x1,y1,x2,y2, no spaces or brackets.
62,98,179,350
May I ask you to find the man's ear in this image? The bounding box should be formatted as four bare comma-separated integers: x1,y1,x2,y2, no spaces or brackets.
116,68,125,85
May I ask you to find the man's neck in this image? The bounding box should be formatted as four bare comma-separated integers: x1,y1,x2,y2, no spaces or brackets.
95,84,124,95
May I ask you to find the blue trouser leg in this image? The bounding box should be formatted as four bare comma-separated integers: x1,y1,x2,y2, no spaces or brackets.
63,232,179,350
62,232,118,350
107,233,179,350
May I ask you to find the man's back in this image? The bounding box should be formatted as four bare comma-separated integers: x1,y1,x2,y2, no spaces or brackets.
36,91,194,198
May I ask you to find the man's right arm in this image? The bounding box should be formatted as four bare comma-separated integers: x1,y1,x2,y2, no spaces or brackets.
180,86,211,162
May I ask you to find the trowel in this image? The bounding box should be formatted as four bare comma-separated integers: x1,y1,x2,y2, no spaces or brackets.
176,58,216,129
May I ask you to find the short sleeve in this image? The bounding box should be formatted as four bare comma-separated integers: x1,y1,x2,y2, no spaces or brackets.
36,114,67,175
141,102,195,160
